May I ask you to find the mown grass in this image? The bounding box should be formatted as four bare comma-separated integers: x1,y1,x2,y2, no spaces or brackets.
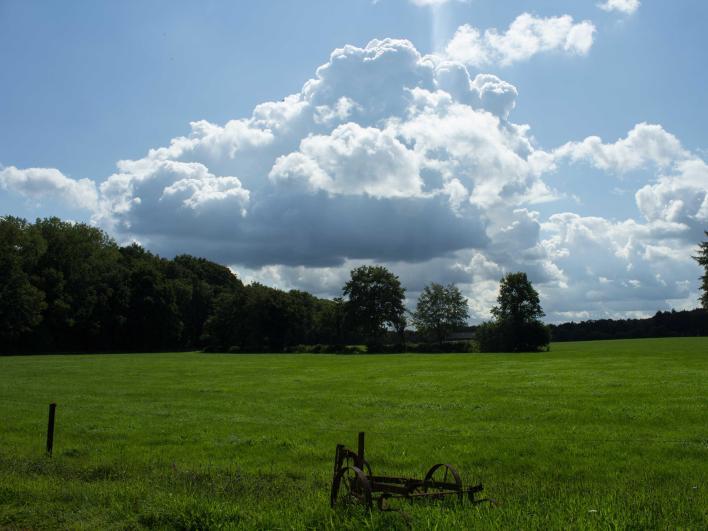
0,338,706,529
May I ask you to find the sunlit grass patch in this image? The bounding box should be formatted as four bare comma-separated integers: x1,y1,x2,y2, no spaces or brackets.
0,337,706,529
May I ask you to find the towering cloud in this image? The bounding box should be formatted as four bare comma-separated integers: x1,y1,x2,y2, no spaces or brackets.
86,38,547,268
2,36,704,320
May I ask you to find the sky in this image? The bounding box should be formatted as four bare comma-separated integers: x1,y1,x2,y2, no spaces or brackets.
1,0,707,322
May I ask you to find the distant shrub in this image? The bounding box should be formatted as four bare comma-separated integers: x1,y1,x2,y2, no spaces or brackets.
475,322,504,352
477,320,550,352
207,341,484,355
341,345,367,354
285,344,367,354
365,343,401,353
407,341,479,353
288,342,482,354
201,345,220,353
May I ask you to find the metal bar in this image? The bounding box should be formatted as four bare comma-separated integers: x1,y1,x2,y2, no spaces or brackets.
421,480,463,489
370,483,413,495
392,490,464,499
368,476,420,485
373,490,460,502
373,484,483,499
357,431,365,468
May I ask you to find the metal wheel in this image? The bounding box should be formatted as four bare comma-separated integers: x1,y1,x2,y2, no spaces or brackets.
422,463,463,502
330,466,373,509
342,453,373,478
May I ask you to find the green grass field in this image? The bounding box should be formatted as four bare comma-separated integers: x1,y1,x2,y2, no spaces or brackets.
1,338,706,529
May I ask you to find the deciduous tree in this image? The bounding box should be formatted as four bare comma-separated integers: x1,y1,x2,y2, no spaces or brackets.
694,231,708,309
413,283,469,345
479,272,549,352
342,265,406,349
491,272,544,323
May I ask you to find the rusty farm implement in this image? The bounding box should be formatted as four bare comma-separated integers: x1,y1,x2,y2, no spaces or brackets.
330,432,493,511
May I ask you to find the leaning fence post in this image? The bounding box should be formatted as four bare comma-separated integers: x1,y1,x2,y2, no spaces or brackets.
357,431,365,468
46,403,56,456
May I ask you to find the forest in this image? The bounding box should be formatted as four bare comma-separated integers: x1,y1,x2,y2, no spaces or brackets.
0,216,345,353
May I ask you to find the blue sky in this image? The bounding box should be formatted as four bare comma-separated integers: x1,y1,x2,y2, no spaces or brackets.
1,0,707,321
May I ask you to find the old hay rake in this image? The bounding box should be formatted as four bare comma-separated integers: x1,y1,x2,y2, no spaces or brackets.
331,432,494,511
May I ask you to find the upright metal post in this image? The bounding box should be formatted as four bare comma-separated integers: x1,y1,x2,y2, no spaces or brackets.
357,431,365,468
46,403,56,456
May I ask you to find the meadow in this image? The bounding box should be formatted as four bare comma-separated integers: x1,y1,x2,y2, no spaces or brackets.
0,338,706,529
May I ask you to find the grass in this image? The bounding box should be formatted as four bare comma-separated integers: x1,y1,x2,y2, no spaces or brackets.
0,337,706,529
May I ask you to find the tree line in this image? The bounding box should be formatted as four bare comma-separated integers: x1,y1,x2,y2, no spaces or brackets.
545,233,708,341
2,217,706,354
2,217,382,354
548,309,708,342
1,217,239,353
0,217,548,354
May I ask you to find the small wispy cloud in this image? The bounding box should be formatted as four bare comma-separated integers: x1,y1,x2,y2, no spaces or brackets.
407,0,464,5
598,0,640,15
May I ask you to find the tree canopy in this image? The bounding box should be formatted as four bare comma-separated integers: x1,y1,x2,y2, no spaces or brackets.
342,265,406,349
413,283,469,345
478,272,549,352
491,272,544,323
0,217,46,344
0,216,355,354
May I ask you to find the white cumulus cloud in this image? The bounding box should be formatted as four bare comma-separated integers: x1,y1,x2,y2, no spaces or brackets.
270,122,423,198
551,123,707,239
0,166,98,211
553,123,689,173
445,13,596,67
635,158,708,230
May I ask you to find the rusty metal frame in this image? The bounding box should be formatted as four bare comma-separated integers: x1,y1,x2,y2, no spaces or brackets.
330,433,495,511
